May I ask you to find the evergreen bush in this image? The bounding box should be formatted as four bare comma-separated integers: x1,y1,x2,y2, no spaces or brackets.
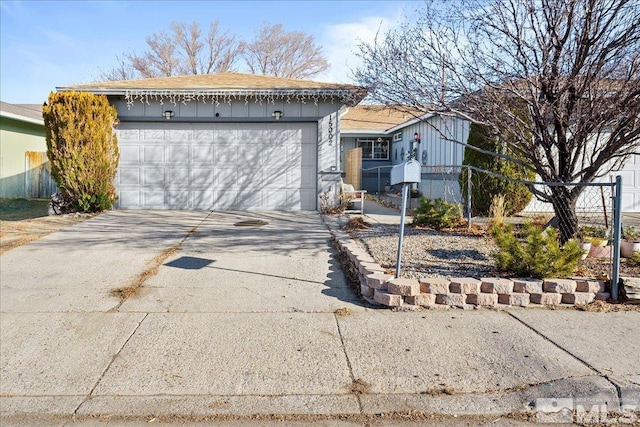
43,91,119,212
459,122,535,216
412,198,464,230
491,222,583,278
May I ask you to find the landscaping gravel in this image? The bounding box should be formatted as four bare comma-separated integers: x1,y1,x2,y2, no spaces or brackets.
349,223,640,280
350,224,501,279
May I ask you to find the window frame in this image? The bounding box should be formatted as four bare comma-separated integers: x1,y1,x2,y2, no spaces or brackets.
357,138,390,160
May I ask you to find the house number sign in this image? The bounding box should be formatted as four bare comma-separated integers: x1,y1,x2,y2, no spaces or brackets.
328,114,334,145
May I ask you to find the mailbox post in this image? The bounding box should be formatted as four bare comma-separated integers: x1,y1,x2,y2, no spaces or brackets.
390,160,421,278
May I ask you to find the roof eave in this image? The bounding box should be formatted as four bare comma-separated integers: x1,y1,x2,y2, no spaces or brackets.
0,110,44,126
340,130,390,136
385,112,437,134
57,86,367,97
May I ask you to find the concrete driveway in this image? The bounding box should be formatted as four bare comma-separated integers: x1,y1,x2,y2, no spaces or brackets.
1,210,638,425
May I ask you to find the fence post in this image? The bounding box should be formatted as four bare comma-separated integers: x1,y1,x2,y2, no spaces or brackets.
395,183,410,278
611,176,622,301
467,167,472,230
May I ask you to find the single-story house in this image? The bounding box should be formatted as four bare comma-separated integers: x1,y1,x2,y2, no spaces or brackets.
339,105,470,200
58,73,366,211
0,101,56,198
339,105,639,212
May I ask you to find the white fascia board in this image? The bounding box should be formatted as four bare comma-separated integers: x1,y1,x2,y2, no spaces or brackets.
0,110,44,125
340,130,389,137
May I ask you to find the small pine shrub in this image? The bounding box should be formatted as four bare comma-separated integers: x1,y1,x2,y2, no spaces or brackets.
628,251,640,267
413,198,463,230
43,91,119,213
491,222,584,279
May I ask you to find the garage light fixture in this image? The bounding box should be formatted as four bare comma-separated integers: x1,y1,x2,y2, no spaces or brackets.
163,110,174,120
272,110,283,120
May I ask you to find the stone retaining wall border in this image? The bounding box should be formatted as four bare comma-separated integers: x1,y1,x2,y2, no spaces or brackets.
331,230,610,309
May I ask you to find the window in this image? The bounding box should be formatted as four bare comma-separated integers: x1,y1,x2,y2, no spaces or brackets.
393,132,402,142
357,138,390,160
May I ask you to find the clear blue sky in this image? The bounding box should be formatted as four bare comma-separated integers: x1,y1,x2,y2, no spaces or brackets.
0,0,420,104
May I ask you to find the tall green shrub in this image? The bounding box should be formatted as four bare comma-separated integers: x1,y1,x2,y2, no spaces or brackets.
43,91,119,212
459,122,535,216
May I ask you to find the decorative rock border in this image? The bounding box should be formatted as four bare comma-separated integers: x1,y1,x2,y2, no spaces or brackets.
332,230,610,309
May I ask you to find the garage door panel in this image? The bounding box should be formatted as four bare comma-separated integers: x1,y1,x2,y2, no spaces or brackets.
143,168,164,185
190,190,214,209
238,145,262,164
215,167,238,187
143,146,165,163
263,190,289,210
143,128,165,141
168,146,189,163
192,145,214,163
167,168,189,183
193,129,214,142
119,129,140,141
166,190,188,208
264,167,287,186
214,190,238,210
214,145,237,164
119,167,140,185
119,190,141,208
263,145,287,163
238,169,262,187
237,189,262,209
120,146,140,163
117,122,317,210
191,168,214,186
143,191,165,209
166,129,190,141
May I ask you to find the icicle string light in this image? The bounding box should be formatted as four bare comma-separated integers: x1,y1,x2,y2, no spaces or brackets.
123,89,362,110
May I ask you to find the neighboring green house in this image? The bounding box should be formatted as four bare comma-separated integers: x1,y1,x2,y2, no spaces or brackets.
0,101,56,198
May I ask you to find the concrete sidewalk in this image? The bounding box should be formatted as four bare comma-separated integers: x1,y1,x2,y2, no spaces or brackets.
1,210,639,426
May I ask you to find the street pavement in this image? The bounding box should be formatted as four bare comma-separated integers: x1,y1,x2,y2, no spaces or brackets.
0,207,638,426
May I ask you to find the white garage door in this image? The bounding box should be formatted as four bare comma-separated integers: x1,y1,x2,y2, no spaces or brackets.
116,122,317,210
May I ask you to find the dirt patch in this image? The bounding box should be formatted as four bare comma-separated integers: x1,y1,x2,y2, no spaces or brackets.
348,378,371,394
110,246,179,303
0,198,93,254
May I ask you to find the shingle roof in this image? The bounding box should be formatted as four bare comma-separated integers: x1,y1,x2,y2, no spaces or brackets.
340,105,422,132
60,72,364,93
0,101,44,124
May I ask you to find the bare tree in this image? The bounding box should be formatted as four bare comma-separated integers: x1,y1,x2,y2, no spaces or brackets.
244,23,329,79
98,21,244,80
355,0,640,241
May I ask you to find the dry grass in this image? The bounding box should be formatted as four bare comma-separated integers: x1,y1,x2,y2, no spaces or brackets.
576,300,640,312
343,217,371,231
110,246,179,302
488,194,506,228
